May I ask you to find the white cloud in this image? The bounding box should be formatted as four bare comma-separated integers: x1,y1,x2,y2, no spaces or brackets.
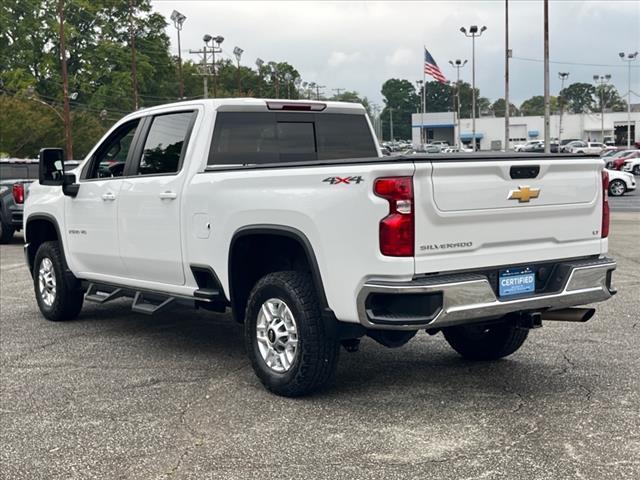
328,51,361,68
385,48,416,67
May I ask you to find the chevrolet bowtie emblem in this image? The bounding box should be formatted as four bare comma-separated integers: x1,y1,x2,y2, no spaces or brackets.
508,186,540,203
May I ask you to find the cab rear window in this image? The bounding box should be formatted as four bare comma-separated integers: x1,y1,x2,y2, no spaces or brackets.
208,112,376,165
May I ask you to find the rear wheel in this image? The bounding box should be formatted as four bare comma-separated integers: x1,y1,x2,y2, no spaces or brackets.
608,179,626,197
633,165,640,176
0,219,14,244
443,320,529,360
244,271,339,397
34,241,84,321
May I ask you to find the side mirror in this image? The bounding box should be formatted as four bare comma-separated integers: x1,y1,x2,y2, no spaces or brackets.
39,148,65,186
39,148,80,197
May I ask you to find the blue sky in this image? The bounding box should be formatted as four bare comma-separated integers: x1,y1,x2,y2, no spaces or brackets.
152,0,640,107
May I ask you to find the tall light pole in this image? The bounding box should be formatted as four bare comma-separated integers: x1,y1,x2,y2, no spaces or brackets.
389,107,394,142
255,58,264,97
504,0,510,151
416,79,424,145
170,10,186,99
449,59,467,149
208,35,224,98
460,25,487,152
619,51,638,148
233,46,243,96
543,0,550,153
57,0,73,159
594,74,611,143
558,72,569,142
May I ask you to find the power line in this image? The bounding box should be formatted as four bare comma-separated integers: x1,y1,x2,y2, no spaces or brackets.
512,56,640,68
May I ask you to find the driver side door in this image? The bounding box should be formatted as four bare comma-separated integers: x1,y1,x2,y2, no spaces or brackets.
64,119,141,279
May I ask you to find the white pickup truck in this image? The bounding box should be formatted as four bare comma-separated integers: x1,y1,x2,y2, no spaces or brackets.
24,99,617,396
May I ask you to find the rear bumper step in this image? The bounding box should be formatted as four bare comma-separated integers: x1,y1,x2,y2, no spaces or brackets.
357,257,616,330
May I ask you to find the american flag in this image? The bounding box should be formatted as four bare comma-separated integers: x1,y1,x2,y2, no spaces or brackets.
424,48,447,84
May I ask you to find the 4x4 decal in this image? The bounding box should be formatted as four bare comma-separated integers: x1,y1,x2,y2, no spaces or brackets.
322,176,364,185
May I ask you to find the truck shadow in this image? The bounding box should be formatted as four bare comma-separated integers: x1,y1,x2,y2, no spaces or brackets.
74,302,575,401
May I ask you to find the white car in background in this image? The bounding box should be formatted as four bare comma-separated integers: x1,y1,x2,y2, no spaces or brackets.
621,156,640,176
569,142,605,155
514,140,542,152
607,168,636,196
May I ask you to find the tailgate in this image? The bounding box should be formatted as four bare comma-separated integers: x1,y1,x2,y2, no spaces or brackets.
413,158,606,274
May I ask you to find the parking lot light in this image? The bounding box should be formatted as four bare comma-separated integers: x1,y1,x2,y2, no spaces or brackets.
460,25,487,152
619,51,639,148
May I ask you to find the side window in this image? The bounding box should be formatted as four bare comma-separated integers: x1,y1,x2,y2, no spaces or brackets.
136,111,195,176
86,120,140,179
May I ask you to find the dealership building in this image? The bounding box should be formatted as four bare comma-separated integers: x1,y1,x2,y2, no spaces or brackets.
411,110,640,150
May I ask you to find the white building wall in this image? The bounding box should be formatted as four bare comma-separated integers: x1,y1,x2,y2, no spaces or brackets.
412,111,640,150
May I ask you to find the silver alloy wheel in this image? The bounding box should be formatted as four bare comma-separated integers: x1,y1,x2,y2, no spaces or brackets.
38,257,57,307
609,180,625,196
256,298,299,373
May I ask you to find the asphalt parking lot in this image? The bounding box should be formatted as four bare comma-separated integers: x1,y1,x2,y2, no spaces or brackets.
1,213,638,480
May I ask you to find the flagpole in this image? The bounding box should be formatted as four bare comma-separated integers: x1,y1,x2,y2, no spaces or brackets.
422,46,426,146
420,46,427,148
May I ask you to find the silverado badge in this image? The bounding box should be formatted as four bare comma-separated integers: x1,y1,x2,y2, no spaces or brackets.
508,186,540,203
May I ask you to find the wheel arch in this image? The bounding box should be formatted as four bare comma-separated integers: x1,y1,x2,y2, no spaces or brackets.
228,225,331,323
24,213,64,276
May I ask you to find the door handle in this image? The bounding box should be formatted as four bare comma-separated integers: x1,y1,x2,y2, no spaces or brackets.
159,191,177,200
102,192,116,201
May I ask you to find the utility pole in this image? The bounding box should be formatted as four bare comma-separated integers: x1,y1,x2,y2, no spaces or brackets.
460,25,487,152
190,42,208,98
128,0,139,110
233,46,244,96
57,0,73,160
190,35,223,99
543,0,550,153
504,0,510,151
558,72,569,142
594,74,611,142
449,60,467,149
170,10,186,99
315,84,325,100
255,58,264,97
389,107,394,141
332,88,344,97
619,51,639,148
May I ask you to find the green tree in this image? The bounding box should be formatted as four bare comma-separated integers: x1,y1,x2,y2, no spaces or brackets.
380,79,419,140
559,82,596,114
594,84,627,112
423,81,453,113
490,98,519,117
330,90,371,116
519,95,559,116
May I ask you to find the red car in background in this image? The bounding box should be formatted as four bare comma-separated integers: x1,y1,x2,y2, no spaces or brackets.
610,150,640,170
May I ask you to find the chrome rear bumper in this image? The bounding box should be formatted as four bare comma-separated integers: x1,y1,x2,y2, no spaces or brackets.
357,257,616,330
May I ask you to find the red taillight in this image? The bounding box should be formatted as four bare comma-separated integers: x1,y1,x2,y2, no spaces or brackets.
12,183,24,204
601,170,609,238
374,176,414,256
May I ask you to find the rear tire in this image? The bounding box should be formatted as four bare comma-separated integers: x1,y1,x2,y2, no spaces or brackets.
34,241,84,321
244,271,339,397
443,321,529,361
0,220,14,244
608,179,626,197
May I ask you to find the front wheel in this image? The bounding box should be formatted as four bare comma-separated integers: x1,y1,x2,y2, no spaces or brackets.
443,321,529,360
244,271,339,397
608,179,626,197
34,241,84,321
633,165,640,176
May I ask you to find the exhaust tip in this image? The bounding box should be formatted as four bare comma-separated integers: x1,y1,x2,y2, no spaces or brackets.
542,308,596,323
